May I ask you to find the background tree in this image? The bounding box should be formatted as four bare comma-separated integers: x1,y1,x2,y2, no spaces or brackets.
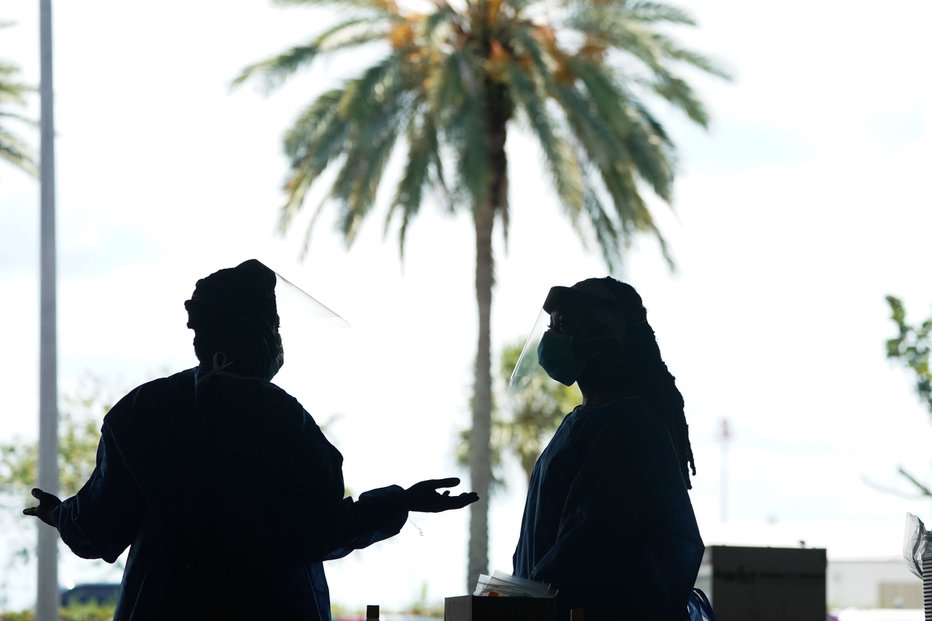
886,295,932,414
457,339,579,488
0,379,116,611
883,295,932,497
0,379,112,515
0,22,36,178
235,0,728,587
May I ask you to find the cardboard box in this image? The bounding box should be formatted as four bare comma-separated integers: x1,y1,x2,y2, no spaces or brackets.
444,595,556,621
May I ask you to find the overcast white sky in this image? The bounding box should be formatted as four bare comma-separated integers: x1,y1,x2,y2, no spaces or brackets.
1,0,932,612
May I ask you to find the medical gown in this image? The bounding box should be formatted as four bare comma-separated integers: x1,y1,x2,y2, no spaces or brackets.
513,398,703,621
51,368,408,621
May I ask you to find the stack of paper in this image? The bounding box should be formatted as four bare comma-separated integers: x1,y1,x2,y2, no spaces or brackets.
473,570,557,598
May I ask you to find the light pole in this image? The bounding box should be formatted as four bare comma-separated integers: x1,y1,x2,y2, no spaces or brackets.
719,417,731,524
37,0,60,619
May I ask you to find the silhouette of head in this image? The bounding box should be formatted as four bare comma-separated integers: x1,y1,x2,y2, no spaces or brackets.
184,259,284,380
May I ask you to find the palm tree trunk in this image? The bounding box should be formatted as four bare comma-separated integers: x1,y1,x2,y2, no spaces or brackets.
467,81,509,591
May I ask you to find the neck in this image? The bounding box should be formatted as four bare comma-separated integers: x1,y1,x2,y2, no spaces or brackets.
578,367,642,408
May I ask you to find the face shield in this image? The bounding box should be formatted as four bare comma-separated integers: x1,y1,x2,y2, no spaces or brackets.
266,268,349,402
509,285,623,389
186,259,348,405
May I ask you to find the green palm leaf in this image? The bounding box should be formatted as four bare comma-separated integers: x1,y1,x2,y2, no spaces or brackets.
0,32,36,178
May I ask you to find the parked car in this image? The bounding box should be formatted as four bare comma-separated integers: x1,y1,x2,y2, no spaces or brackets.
60,582,120,606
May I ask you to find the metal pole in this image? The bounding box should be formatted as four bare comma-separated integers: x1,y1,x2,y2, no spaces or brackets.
720,418,730,524
37,0,60,619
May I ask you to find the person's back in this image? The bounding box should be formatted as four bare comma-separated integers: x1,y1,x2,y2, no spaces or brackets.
24,259,479,621
102,368,330,618
514,400,701,620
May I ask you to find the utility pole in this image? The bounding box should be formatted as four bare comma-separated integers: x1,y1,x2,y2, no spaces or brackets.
719,418,731,524
37,1,60,619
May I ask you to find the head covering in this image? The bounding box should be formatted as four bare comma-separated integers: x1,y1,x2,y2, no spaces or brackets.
567,277,647,329
184,259,279,345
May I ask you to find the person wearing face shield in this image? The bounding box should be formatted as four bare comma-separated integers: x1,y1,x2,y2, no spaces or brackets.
511,277,703,621
24,259,479,621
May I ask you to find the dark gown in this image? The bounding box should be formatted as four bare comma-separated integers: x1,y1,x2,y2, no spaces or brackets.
51,368,408,621
513,398,703,621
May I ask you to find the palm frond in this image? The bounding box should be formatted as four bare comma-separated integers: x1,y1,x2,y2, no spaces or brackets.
433,50,489,208
426,53,465,115
626,1,697,26
580,188,623,274
327,56,414,242
280,88,354,229
566,7,728,97
504,60,585,218
550,81,620,166
232,17,391,92
646,69,710,127
423,2,465,38
274,0,399,12
0,110,36,126
385,105,440,256
0,64,32,106
569,59,674,199
231,43,320,91
0,130,37,176
660,43,733,80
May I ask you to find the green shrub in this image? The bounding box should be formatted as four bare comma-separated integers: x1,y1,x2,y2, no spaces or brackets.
1,603,116,621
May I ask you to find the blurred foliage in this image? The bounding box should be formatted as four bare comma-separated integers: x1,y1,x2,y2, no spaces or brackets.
883,295,932,498
0,603,116,621
0,21,37,178
0,377,119,591
0,378,113,500
402,581,445,617
457,340,580,489
331,582,444,619
886,295,932,413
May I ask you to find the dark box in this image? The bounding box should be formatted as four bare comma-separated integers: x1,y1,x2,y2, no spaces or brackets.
444,595,556,621
697,545,826,621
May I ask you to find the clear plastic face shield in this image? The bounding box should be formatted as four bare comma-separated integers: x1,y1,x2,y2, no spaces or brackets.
509,284,624,389
187,260,349,406
267,269,349,399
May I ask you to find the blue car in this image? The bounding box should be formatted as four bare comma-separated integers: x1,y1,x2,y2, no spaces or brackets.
60,582,120,606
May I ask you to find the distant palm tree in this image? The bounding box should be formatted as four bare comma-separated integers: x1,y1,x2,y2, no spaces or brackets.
0,22,36,177
235,0,728,588
456,340,580,488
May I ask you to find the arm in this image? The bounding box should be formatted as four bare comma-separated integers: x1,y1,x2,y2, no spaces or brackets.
287,414,476,561
25,422,144,563
529,415,647,585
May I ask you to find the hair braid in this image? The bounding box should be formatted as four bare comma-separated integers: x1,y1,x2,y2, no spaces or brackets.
595,278,697,489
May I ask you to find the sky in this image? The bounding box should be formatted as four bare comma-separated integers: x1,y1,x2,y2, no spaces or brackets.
1,0,932,612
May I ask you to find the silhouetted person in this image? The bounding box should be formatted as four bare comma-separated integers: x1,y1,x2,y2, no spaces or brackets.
25,259,478,621
512,278,702,621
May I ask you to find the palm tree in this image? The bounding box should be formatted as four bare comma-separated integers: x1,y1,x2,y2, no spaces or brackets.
0,22,36,177
235,0,728,588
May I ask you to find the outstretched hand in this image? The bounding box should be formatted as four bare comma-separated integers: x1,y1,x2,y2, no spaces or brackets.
405,477,479,513
23,488,61,527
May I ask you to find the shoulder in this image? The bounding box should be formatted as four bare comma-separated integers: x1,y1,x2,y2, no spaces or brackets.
577,399,671,452
105,369,195,420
